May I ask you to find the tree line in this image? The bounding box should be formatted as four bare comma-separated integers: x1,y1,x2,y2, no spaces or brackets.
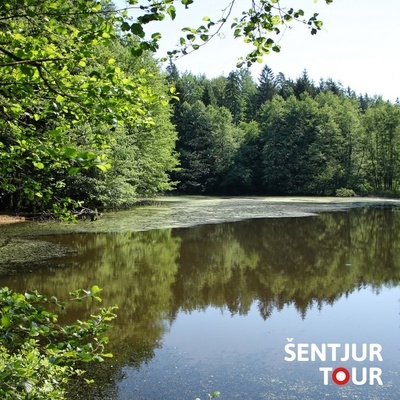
169,65,400,197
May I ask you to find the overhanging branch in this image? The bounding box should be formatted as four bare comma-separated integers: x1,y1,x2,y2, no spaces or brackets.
0,57,69,67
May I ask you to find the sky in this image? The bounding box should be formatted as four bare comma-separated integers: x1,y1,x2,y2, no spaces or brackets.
118,0,400,102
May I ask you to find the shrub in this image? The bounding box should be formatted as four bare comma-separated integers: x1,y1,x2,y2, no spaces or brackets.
335,188,356,197
0,286,117,399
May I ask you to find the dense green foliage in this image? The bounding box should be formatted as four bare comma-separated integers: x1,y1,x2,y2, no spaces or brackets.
60,41,179,210
0,0,178,215
1,0,338,216
169,64,400,196
0,286,117,399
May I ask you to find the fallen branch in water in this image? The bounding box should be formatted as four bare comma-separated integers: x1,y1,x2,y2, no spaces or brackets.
26,207,101,222
73,207,101,221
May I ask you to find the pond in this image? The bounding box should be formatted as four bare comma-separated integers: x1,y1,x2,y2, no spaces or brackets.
1,198,400,399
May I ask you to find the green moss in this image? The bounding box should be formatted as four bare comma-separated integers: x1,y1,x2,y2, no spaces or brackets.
0,238,75,277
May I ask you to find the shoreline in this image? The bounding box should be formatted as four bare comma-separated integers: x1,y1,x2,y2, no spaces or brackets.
0,215,27,225
1,196,399,277
1,196,400,231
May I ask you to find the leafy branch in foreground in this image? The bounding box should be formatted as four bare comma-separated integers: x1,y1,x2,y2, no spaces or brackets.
123,0,334,66
0,285,117,400
0,0,163,215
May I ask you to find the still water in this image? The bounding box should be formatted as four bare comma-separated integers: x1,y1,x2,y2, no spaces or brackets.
1,206,400,399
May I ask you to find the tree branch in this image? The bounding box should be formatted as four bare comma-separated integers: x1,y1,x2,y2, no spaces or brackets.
0,57,69,67
0,6,141,22
0,46,67,68
0,46,78,99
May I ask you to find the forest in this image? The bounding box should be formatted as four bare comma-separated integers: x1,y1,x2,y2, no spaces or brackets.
1,0,399,218
168,65,400,197
1,1,400,397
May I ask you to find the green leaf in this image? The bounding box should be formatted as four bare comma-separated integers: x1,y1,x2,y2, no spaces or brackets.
86,152,97,161
33,161,45,169
131,46,143,57
64,148,78,158
152,32,162,41
120,21,130,31
78,151,97,161
95,164,110,172
90,285,101,295
181,0,194,7
92,3,102,12
167,5,176,20
1,314,11,328
130,23,145,38
68,167,81,175
89,70,102,79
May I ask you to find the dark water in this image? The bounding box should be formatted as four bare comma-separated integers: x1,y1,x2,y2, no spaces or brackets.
1,207,400,399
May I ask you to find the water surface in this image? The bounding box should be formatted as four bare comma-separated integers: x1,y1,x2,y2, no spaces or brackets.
1,206,400,399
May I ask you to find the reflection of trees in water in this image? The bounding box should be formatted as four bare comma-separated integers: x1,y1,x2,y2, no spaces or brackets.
2,229,181,371
3,208,400,375
173,208,400,320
